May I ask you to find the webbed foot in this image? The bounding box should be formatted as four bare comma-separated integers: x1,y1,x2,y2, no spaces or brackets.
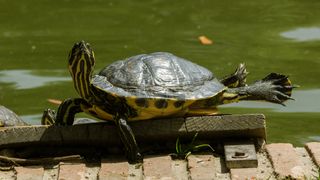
249,73,296,105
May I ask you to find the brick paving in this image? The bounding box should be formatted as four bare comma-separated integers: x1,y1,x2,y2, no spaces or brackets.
0,142,319,180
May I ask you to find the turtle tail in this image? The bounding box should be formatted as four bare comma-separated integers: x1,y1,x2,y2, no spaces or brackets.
221,63,249,88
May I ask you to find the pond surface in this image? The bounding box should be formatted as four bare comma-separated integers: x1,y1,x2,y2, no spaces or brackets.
0,0,319,146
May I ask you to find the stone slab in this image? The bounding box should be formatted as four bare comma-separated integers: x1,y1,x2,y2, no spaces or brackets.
224,142,257,169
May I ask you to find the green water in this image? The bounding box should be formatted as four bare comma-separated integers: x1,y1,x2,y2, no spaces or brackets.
0,0,319,146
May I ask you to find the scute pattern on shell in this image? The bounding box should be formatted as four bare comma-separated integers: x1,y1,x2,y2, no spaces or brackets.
0,105,28,126
93,52,225,99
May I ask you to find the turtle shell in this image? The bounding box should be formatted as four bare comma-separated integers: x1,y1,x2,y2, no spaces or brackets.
92,52,225,100
0,105,28,127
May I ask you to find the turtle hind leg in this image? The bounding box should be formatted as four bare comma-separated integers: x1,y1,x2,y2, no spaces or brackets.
114,115,142,164
226,73,295,105
221,63,249,88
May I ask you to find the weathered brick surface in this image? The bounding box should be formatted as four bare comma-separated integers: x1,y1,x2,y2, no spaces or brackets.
84,163,100,180
230,168,257,180
171,160,189,180
255,152,276,179
128,163,143,180
295,147,319,178
188,155,215,179
99,158,128,180
43,165,59,180
305,142,320,167
15,166,44,180
0,170,16,180
58,163,86,180
266,143,304,179
143,155,174,180
2,142,320,180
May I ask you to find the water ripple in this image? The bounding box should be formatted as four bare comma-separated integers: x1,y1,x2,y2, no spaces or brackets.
281,27,320,41
0,70,70,89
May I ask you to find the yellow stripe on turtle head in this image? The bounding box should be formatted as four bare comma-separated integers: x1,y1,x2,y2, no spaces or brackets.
68,41,96,102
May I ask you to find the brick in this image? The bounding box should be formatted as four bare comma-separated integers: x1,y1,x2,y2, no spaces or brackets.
171,160,189,180
266,143,304,179
296,147,319,178
15,166,44,180
99,158,128,180
230,168,257,180
58,163,86,180
143,155,174,179
0,170,16,180
255,152,276,179
305,142,320,167
128,163,143,180
43,165,59,180
84,163,100,180
188,155,214,179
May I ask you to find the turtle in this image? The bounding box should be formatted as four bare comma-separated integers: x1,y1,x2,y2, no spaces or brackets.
42,40,294,163
0,105,29,127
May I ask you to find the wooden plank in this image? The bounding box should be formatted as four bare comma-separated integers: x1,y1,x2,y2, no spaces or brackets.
0,114,266,149
224,141,258,169
183,115,266,139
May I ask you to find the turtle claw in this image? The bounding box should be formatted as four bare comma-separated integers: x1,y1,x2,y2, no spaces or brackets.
260,73,294,104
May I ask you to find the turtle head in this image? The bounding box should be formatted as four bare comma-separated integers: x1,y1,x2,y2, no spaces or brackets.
68,40,95,100
68,40,95,71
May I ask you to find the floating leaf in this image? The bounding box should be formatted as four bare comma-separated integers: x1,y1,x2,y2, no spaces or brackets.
198,35,213,45
47,98,62,105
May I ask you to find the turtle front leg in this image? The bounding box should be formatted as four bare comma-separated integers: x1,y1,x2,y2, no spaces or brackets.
41,109,56,125
49,98,90,125
114,114,142,164
226,73,295,105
